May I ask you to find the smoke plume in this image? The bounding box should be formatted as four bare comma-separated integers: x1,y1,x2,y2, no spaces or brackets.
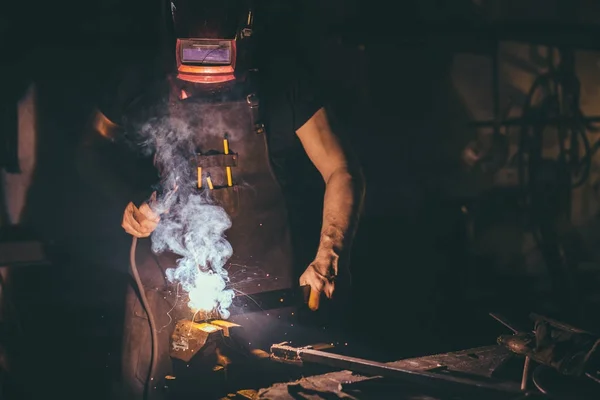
134,111,236,318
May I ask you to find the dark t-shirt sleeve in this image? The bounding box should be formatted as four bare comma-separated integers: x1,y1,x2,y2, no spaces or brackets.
77,58,161,210
72,54,164,267
97,43,167,122
98,60,157,126
263,57,325,155
289,61,325,132
261,57,327,271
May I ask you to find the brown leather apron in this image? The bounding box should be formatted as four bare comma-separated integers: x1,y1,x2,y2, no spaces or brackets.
174,94,293,295
120,83,294,400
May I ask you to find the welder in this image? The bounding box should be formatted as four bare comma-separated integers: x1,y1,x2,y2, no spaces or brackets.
76,0,364,399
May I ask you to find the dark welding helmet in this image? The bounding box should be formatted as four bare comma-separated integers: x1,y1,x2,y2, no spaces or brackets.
170,0,255,84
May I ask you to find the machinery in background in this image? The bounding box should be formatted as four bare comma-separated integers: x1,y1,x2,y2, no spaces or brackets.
495,312,600,399
463,44,600,323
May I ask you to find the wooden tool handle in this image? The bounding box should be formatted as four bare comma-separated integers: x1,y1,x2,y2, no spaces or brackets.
300,285,320,311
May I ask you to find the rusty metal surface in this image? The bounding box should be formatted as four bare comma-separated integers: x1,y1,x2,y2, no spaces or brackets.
257,345,515,400
170,319,226,362
387,345,513,378
270,343,521,396
170,318,255,366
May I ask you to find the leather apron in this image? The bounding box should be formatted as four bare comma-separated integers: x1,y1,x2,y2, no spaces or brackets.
173,92,294,295
120,81,294,400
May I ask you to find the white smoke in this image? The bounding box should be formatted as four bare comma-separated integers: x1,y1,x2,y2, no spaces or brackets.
134,111,236,319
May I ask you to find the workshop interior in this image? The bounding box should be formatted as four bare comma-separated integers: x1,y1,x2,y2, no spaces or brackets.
3,0,600,399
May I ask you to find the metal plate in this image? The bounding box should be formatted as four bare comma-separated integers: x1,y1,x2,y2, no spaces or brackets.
256,345,517,400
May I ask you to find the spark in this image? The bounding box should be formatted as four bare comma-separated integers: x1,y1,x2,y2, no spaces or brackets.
158,283,182,333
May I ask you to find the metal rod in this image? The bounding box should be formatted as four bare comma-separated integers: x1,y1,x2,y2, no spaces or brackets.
271,343,523,396
521,356,531,390
585,372,600,385
488,312,522,334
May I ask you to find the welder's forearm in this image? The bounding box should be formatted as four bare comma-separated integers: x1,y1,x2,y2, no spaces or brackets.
317,167,364,258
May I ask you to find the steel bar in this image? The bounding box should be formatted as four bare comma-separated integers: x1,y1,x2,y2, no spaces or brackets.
585,372,600,385
521,356,532,391
270,342,524,396
489,313,523,334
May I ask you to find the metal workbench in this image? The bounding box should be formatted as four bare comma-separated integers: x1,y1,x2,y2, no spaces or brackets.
256,345,518,400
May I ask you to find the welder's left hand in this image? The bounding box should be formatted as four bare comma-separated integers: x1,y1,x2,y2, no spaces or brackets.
299,250,340,311
122,199,160,238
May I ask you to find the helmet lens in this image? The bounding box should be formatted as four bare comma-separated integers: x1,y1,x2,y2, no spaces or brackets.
180,40,232,65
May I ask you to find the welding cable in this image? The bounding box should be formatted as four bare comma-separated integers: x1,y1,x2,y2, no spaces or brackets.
129,236,158,400
509,49,600,262
509,62,593,235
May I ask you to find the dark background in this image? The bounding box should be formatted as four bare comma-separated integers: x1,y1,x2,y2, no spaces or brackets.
3,0,600,399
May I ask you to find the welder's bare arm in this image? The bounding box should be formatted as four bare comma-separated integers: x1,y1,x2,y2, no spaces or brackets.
297,107,365,307
297,107,364,256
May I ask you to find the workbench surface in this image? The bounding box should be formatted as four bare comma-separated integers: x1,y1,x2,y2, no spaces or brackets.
255,345,516,399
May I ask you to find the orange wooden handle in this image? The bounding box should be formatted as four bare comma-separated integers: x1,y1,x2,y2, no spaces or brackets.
308,289,320,311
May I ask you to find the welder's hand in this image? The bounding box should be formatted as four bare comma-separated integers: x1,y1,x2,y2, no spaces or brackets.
121,199,160,238
299,252,339,311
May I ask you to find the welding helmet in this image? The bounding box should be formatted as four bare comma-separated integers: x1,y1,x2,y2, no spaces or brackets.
169,0,255,84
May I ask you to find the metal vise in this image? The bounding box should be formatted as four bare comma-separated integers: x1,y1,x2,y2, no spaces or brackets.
170,319,251,364
168,318,271,398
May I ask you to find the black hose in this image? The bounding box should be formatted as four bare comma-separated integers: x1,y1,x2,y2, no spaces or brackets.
516,52,594,205
507,48,594,257
129,237,158,400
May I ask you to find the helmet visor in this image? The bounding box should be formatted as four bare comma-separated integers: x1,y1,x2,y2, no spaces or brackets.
180,39,233,65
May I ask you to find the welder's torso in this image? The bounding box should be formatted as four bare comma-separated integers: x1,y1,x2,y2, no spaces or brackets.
166,91,294,296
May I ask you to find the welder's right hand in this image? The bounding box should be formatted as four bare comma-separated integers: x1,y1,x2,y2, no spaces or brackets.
121,200,160,238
